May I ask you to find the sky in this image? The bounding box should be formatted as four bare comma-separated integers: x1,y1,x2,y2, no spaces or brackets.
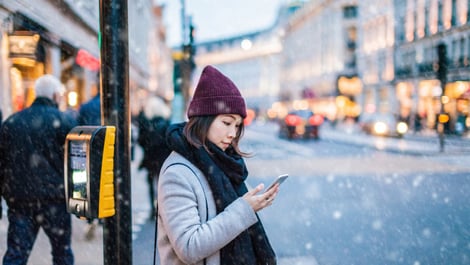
160,0,287,47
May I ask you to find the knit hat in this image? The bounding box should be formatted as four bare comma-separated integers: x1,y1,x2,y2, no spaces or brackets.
187,65,247,118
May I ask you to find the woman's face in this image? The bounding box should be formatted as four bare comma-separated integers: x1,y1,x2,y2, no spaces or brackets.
207,114,242,151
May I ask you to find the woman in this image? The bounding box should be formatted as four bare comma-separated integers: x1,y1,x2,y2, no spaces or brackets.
158,65,278,265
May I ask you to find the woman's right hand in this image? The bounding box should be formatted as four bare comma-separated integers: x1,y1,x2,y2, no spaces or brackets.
242,183,279,212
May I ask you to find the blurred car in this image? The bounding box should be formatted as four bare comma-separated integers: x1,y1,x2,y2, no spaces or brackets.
359,113,408,137
279,110,324,139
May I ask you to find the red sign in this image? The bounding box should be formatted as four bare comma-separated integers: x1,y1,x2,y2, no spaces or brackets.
76,49,100,71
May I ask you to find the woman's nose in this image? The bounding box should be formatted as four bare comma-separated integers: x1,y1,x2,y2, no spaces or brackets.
228,128,237,138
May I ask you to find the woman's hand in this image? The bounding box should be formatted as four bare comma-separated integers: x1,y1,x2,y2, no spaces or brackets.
242,183,279,212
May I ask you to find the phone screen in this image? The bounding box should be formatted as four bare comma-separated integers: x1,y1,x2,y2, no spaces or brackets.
266,174,289,191
70,141,87,199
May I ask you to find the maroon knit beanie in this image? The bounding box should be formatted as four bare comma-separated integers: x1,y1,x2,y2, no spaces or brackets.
187,65,247,118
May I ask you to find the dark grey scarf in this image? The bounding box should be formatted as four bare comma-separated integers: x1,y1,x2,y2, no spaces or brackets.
166,123,276,265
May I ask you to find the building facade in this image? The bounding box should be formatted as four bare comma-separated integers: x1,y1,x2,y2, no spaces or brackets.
357,0,396,116
280,0,359,121
0,0,173,119
393,0,470,134
280,0,470,134
193,2,304,117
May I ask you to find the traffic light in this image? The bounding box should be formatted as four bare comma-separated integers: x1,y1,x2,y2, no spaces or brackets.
173,60,182,93
438,113,450,124
436,43,447,86
189,23,195,45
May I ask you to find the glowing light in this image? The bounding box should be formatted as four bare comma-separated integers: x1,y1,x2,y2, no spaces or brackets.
396,122,408,134
240,39,252,50
68,91,78,107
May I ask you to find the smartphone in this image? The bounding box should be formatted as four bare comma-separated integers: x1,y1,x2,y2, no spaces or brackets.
265,174,289,192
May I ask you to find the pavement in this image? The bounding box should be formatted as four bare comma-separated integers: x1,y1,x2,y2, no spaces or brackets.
0,147,152,265
0,121,469,265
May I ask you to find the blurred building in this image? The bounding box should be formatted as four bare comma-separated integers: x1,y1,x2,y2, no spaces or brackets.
277,0,470,134
0,0,173,119
356,0,396,117
393,0,470,134
192,2,304,117
280,0,359,121
285,0,470,134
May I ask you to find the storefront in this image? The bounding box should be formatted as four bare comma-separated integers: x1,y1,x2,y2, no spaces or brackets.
444,81,470,135
7,13,51,112
395,78,470,135
336,75,362,121
1,12,99,117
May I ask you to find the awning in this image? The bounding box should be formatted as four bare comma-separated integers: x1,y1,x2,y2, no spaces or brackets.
76,49,100,71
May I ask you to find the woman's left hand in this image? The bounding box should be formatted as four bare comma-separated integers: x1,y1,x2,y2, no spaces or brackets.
242,183,279,212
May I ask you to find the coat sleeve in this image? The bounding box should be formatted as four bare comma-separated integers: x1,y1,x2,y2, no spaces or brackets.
158,164,258,264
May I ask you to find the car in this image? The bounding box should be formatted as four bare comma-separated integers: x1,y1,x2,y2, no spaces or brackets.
359,113,408,137
279,110,324,139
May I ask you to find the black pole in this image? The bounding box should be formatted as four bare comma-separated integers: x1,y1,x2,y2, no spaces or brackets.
99,1,132,264
181,15,195,115
437,43,447,153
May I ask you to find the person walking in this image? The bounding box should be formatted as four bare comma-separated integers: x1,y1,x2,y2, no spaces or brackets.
0,74,75,265
157,65,278,265
137,96,171,220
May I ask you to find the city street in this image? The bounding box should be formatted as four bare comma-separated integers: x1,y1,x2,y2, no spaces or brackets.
1,121,470,264
2,1,470,264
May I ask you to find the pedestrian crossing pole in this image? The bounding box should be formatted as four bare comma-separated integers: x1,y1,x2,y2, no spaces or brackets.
99,0,132,264
436,43,448,153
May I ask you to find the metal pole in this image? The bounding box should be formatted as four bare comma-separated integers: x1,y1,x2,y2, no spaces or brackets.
179,0,193,115
181,0,186,45
437,43,447,153
99,1,132,264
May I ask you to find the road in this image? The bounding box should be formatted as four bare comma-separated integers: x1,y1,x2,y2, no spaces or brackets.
1,121,470,265
241,122,470,265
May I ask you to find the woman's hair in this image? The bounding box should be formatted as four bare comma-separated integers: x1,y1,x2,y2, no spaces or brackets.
183,115,250,157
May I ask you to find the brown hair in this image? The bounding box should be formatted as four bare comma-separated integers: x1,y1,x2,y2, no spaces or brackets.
183,115,250,157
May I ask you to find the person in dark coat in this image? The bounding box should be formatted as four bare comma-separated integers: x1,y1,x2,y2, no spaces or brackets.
137,96,171,219
77,92,100,126
0,74,75,265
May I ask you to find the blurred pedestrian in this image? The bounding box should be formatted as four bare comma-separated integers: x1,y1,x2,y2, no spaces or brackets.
413,112,423,133
0,74,74,265
157,65,277,265
63,105,79,127
137,96,171,220
77,86,100,126
76,80,101,240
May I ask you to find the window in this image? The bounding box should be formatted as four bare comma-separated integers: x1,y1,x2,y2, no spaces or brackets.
343,6,358,19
